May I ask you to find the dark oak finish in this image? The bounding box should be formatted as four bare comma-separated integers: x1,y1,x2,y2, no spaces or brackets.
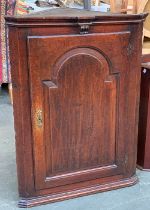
137,60,150,170
6,8,147,208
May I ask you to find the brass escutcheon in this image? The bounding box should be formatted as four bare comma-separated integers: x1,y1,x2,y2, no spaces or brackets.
36,109,43,127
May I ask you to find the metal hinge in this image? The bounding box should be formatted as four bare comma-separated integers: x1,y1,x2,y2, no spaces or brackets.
78,23,92,35
125,154,128,165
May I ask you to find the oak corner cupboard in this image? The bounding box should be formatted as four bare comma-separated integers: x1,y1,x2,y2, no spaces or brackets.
6,8,147,208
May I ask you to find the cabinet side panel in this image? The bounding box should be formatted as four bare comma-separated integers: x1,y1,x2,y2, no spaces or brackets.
122,22,144,176
8,27,35,197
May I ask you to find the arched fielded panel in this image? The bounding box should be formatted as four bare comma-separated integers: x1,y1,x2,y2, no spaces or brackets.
43,48,118,178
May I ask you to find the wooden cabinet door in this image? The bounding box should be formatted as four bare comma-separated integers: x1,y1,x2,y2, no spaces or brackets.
28,32,130,190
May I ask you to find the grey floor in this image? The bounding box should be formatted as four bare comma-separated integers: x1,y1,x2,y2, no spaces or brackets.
1,86,150,210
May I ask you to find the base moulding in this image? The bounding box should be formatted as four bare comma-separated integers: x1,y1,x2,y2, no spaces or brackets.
19,175,138,208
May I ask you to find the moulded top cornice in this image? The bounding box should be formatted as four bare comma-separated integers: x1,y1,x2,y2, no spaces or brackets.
5,8,148,26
